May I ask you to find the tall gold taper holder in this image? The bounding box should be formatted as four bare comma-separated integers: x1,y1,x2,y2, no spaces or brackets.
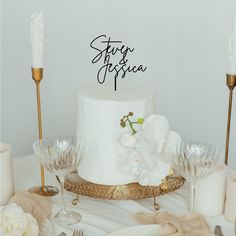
225,74,236,165
28,68,59,196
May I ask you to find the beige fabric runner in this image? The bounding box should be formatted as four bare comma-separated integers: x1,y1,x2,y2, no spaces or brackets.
8,191,52,229
134,212,210,236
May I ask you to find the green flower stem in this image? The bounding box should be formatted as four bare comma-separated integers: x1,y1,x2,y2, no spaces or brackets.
127,118,137,135
120,113,143,135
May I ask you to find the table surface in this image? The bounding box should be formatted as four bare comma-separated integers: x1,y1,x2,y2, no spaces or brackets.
13,155,235,236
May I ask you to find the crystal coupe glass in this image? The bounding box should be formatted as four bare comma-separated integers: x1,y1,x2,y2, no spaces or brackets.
166,141,224,212
33,136,87,226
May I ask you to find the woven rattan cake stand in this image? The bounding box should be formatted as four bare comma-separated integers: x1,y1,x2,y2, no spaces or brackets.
64,172,185,210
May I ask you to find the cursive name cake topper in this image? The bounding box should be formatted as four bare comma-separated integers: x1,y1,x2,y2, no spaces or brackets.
90,34,147,91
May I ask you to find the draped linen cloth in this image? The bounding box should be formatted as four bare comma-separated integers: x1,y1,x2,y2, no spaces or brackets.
134,212,210,236
8,191,52,229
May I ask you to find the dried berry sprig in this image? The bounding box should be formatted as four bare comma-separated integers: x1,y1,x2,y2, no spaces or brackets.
120,112,144,135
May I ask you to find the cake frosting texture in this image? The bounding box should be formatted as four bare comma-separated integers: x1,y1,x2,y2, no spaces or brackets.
77,87,154,185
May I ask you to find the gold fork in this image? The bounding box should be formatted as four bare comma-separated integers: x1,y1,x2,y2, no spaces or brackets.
73,229,84,236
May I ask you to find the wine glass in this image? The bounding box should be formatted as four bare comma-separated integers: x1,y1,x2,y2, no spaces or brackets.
33,136,87,226
165,141,224,212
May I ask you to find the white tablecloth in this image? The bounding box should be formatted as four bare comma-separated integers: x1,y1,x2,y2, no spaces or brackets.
13,155,235,236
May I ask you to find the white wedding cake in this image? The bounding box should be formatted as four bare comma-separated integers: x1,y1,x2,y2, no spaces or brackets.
77,86,154,185
77,86,181,186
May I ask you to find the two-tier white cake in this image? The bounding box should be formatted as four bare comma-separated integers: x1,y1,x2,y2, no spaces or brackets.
77,86,154,185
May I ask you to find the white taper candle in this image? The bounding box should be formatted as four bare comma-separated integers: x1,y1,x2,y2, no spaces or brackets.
228,15,236,75
31,11,44,68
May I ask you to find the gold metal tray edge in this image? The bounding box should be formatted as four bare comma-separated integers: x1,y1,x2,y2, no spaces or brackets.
64,172,185,200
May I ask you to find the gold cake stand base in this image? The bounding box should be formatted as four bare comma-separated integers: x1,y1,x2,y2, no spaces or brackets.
64,172,185,200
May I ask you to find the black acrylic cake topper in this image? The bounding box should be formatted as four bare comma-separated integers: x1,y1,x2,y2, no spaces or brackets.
90,34,147,91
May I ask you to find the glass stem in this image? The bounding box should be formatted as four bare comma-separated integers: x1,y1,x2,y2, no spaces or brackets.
190,182,196,212
59,177,66,211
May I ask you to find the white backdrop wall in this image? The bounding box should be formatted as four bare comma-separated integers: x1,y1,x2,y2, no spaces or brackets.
1,0,236,169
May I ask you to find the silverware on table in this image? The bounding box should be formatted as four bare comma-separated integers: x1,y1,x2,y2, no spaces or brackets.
73,229,84,236
214,225,223,236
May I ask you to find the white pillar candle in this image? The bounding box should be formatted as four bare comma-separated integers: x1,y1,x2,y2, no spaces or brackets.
228,15,236,75
0,143,14,205
31,11,44,68
224,172,236,222
194,164,227,216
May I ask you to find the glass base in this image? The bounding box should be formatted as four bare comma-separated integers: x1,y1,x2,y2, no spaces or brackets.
53,209,81,226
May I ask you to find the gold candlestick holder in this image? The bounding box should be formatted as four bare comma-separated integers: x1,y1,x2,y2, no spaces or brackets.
225,74,236,165
28,68,59,196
